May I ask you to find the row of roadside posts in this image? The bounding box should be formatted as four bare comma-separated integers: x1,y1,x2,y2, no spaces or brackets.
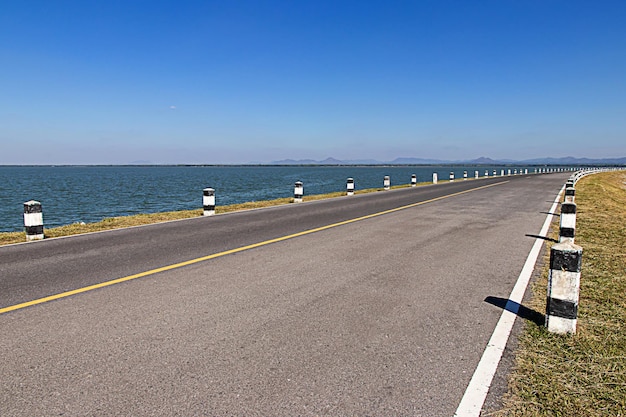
543,166,623,334
21,167,580,242
207,169,544,215
545,176,581,334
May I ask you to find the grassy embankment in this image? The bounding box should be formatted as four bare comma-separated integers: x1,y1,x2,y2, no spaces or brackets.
0,182,431,246
492,171,626,416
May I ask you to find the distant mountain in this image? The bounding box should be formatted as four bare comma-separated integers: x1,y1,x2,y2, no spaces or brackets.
268,156,626,166
466,157,499,164
319,157,344,165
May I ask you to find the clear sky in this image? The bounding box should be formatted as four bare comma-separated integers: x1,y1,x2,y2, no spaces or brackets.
1,0,625,164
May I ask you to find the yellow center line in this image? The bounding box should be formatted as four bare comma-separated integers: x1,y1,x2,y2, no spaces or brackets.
0,181,508,315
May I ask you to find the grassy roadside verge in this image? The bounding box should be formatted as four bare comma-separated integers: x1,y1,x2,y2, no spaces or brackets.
492,172,626,416
0,182,431,246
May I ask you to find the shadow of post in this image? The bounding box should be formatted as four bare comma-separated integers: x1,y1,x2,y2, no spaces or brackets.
484,296,545,326
525,233,558,243
540,211,560,216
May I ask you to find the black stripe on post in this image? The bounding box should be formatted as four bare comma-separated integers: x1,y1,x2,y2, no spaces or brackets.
24,204,43,214
546,297,578,319
561,203,576,214
550,247,582,272
560,227,575,238
25,225,44,235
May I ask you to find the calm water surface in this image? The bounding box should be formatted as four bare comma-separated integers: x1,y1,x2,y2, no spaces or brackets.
0,165,543,232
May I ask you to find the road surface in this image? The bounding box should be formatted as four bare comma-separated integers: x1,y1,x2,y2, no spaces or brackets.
0,173,568,416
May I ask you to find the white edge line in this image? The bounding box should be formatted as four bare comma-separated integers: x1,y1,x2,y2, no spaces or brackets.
453,185,565,417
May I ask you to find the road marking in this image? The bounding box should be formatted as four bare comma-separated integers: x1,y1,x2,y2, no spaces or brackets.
454,185,564,417
1,181,508,315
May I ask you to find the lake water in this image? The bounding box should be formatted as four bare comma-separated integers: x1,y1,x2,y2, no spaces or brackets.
0,165,548,232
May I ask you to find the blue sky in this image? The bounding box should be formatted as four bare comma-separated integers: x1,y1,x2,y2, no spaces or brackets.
1,0,625,164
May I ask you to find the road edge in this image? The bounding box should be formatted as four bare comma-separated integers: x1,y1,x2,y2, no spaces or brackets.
453,184,565,416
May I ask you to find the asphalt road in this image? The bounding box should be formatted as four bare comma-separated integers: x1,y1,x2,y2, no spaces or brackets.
1,173,568,416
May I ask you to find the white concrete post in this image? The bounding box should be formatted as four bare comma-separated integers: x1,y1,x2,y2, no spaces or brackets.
24,200,44,241
559,202,576,243
508,169,512,176
294,181,303,203
433,173,438,184
475,170,479,179
411,174,417,187
500,169,505,176
449,172,454,182
203,188,216,216
485,170,489,177
463,171,468,180
564,187,576,203
546,241,582,334
346,178,354,196
524,169,528,174
383,176,390,190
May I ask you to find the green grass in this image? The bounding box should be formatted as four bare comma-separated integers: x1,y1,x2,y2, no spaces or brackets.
0,181,433,246
491,171,626,416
